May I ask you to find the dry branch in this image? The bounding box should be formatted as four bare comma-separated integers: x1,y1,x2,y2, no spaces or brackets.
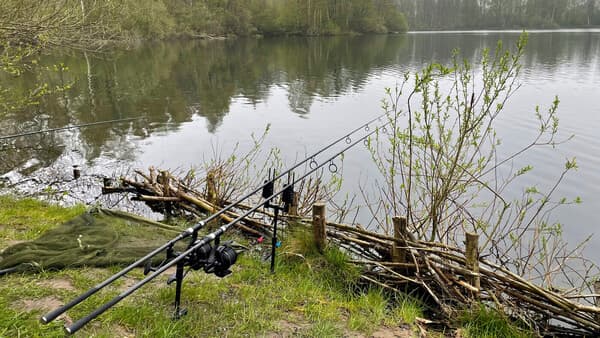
102,169,273,238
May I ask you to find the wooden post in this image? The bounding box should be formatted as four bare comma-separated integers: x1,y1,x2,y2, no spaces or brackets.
289,192,299,217
161,171,170,196
149,167,156,184
206,171,217,206
594,280,600,323
161,171,172,216
391,216,407,263
205,171,218,229
465,232,480,294
312,203,327,253
72,165,81,180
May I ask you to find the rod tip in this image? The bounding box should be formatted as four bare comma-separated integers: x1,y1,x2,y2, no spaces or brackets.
64,326,73,335
40,316,49,324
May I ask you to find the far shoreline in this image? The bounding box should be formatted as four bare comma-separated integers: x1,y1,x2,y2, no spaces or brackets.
407,27,600,34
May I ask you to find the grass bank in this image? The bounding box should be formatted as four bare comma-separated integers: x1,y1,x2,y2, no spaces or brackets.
0,196,532,337
0,196,422,337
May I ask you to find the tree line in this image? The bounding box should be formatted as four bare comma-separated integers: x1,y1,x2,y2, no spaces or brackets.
395,0,600,29
0,0,408,50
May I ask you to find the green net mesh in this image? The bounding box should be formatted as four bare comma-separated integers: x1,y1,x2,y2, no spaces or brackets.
0,208,186,275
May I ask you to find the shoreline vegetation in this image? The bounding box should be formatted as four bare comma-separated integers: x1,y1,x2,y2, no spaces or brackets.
0,0,408,51
2,1,598,52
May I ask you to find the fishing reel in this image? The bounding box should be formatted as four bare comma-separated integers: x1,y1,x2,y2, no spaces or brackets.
188,239,238,278
143,240,238,278
188,241,212,271
203,244,238,278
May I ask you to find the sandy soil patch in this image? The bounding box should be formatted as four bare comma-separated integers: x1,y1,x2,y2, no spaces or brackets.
112,324,136,338
12,296,73,326
370,326,415,338
37,278,75,291
117,276,138,291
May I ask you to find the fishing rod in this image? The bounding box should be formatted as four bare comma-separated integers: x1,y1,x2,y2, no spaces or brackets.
61,123,384,335
40,112,390,326
0,117,142,141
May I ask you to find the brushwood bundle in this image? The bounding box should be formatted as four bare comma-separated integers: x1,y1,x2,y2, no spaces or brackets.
98,167,599,336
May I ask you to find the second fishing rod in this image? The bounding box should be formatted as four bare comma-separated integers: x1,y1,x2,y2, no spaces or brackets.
61,120,386,335
40,112,393,325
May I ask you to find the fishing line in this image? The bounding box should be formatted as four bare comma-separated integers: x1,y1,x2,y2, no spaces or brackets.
0,117,142,141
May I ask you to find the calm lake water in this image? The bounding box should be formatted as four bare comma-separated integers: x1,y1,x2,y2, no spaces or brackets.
1,31,599,260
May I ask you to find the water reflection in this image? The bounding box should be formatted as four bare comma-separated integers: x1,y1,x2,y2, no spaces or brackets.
1,35,412,173
1,31,599,178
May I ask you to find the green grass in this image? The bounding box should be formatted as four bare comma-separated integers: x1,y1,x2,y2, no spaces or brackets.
0,196,422,337
0,195,85,247
0,195,539,337
459,304,534,338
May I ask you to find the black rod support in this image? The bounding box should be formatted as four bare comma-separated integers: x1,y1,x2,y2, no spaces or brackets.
173,260,187,319
270,207,280,274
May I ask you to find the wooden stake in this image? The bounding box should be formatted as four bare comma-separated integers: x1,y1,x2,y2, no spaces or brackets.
102,177,113,188
161,171,170,196
465,232,480,294
595,280,600,323
206,171,218,229
391,216,407,263
160,170,172,215
312,203,327,253
149,167,156,184
206,171,217,206
289,192,299,217
72,165,81,180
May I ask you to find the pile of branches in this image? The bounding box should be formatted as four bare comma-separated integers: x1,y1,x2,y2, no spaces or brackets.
102,168,599,336
101,167,275,238
324,222,600,336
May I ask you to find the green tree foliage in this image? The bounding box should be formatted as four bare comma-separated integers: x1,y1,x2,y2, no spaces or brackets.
244,0,408,36
0,0,408,46
0,1,83,118
395,0,600,30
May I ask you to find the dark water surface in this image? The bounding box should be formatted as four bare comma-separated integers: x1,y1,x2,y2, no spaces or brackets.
1,31,599,259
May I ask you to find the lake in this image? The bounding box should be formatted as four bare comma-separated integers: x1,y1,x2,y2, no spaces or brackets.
1,30,599,261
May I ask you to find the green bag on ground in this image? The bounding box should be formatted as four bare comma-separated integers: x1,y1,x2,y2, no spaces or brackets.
0,208,184,275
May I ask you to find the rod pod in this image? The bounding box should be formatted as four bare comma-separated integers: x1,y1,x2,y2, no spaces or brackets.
42,113,393,334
